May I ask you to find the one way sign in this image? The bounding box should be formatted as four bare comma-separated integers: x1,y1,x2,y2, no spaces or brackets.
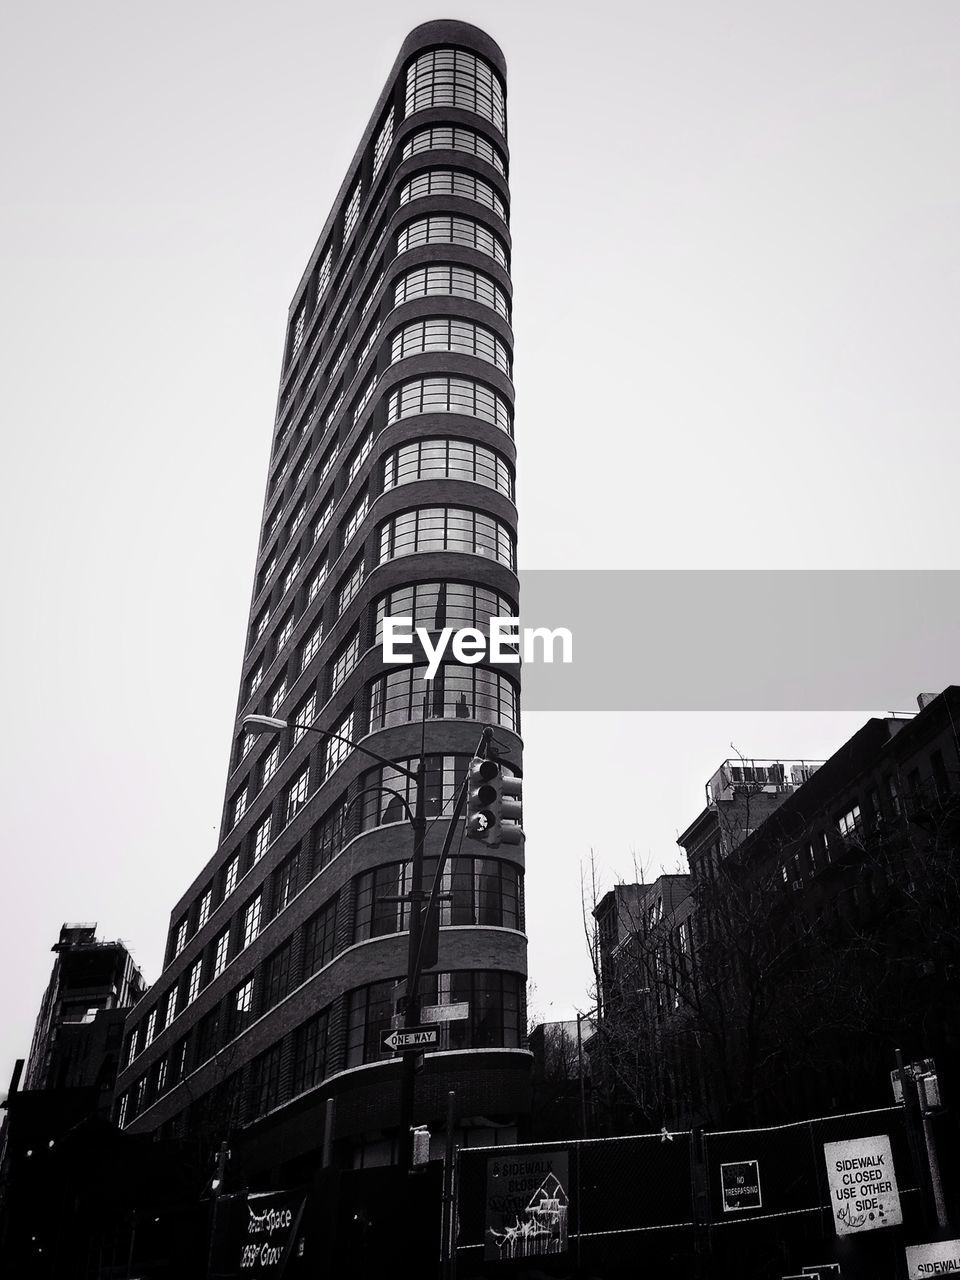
381,1026,440,1053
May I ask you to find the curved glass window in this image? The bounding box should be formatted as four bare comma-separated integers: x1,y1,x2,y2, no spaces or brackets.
387,376,511,435
396,216,508,269
402,125,505,176
383,438,513,498
394,265,509,320
378,506,515,568
405,48,506,136
391,319,510,376
374,583,515,642
367,663,519,733
399,169,506,223
351,855,521,939
346,969,523,1066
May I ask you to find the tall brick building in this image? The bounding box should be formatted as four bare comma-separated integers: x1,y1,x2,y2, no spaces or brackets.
115,20,528,1173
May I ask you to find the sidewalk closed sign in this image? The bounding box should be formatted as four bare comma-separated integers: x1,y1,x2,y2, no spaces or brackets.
720,1161,762,1212
823,1134,902,1237
905,1240,960,1277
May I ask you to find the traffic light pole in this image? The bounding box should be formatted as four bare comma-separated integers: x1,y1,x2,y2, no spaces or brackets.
398,725,494,1171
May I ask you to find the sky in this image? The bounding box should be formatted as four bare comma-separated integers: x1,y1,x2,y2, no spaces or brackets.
1,0,958,1084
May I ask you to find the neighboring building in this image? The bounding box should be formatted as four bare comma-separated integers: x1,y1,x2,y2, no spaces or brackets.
115,21,528,1173
22,923,145,1108
527,1019,591,1141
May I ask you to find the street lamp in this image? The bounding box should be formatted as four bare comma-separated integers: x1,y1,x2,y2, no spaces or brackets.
242,710,489,1169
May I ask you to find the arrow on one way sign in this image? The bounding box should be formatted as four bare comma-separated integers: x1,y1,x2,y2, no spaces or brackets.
381,1026,440,1053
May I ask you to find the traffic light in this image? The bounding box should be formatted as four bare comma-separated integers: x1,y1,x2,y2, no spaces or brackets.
466,757,524,847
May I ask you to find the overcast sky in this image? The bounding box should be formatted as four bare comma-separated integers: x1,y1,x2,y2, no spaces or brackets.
2,1,958,1084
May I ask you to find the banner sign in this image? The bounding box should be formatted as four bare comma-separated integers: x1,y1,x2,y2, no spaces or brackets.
905,1239,960,1278
485,1150,569,1262
823,1135,902,1236
720,1160,762,1212
239,1190,305,1275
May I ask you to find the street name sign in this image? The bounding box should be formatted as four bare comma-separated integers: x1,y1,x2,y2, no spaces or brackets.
802,1266,841,1279
421,1001,470,1023
823,1134,902,1237
720,1160,762,1212
905,1239,960,1278
381,1026,439,1053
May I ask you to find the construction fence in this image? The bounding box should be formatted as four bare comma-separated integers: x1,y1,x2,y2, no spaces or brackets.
454,1105,944,1279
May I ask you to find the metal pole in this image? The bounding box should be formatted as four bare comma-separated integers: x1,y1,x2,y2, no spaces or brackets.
440,1090,456,1280
399,723,429,1172
896,1048,941,1232
205,1141,229,1280
576,1012,587,1139
920,1097,949,1231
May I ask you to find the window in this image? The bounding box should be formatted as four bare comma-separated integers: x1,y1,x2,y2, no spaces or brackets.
399,169,507,222
345,978,398,1067
253,814,272,861
313,798,351,871
303,897,338,974
353,376,378,425
187,958,203,1004
837,805,862,839
239,730,255,762
397,215,508,268
361,272,384,317
330,631,360,693
144,1008,158,1047
291,303,306,356
315,247,332,304
287,769,310,821
117,1094,129,1128
247,1044,282,1119
312,498,334,544
231,978,255,1039
374,582,514,641
359,754,475,829
246,664,264,699
261,745,280,788
343,178,362,242
263,940,294,1009
273,848,301,914
243,894,263,947
126,1028,139,1068
224,854,240,898
387,376,511,435
372,106,394,176
292,690,316,744
383,438,512,497
197,889,212,930
337,557,365,615
283,557,302,595
324,712,354,782
232,788,248,827
886,775,902,816
379,506,515,568
302,622,324,669
289,501,307,538
348,431,373,483
174,917,188,956
270,678,287,715
258,555,276,593
394,264,509,319
276,612,295,653
354,863,409,941
368,664,519,733
391,318,510,375
405,48,506,135
402,124,506,175
356,323,381,372
163,987,178,1029
213,927,230,979
308,561,328,603
196,1006,221,1064
255,607,271,641
292,1009,330,1096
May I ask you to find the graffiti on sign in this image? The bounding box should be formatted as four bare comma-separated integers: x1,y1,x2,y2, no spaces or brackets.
822,1134,902,1237
485,1150,569,1262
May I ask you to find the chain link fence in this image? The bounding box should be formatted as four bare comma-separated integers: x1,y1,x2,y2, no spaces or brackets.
455,1105,932,1278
